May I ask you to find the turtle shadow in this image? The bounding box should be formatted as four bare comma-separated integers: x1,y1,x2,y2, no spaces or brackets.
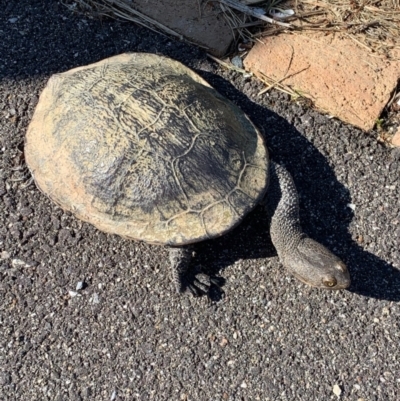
191,73,400,302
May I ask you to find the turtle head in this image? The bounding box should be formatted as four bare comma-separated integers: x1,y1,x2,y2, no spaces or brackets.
283,237,351,290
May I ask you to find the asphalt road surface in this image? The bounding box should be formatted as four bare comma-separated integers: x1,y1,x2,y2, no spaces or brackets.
1,1,399,400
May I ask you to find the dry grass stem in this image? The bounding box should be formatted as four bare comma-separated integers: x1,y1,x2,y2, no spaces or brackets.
277,0,400,58
218,0,292,28
257,68,310,97
206,53,253,75
258,74,302,97
63,0,201,46
65,0,400,59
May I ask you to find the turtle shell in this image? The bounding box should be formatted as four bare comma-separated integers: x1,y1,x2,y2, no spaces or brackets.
25,53,269,246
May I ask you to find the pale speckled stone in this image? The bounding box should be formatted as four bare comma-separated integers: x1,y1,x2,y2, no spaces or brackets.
392,127,400,147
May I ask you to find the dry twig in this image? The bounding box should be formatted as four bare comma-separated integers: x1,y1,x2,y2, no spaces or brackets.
65,0,400,59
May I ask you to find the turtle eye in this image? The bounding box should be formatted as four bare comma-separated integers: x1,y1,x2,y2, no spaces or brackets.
322,277,337,288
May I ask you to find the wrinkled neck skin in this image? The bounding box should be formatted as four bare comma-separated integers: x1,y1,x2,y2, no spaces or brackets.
266,162,304,254
265,162,350,290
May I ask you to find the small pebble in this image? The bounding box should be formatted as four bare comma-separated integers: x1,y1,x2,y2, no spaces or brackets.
20,207,32,217
1,251,10,259
220,337,228,347
231,56,243,69
12,259,30,268
347,203,356,210
90,293,100,304
333,384,342,397
76,281,84,291
8,17,18,23
10,228,21,240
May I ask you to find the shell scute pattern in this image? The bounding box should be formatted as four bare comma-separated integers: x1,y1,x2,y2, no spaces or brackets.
25,53,269,245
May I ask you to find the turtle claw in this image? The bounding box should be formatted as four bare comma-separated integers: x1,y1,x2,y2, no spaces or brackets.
178,272,225,298
190,273,225,298
209,275,226,287
193,272,213,292
172,269,208,296
186,282,206,297
168,246,225,297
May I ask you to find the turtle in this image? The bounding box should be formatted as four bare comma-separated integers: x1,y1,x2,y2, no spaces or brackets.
25,53,350,295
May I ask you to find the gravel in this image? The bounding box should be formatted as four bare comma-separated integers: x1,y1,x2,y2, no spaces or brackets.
1,1,399,400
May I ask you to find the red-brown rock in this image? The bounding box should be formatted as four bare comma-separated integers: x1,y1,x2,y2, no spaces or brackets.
244,32,400,131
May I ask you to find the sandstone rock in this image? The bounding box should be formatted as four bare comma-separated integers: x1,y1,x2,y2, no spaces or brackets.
244,32,400,131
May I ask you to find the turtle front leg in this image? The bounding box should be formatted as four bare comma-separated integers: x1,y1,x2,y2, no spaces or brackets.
168,246,223,296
